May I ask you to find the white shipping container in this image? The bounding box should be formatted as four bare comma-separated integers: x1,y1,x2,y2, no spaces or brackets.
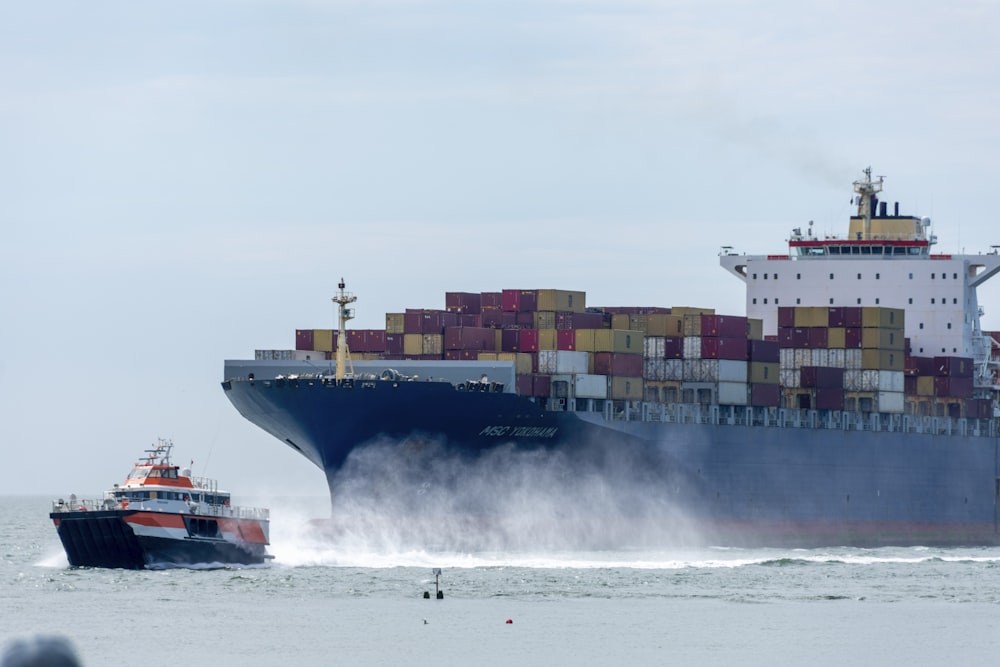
827,349,846,369
843,370,864,391
718,381,749,406
718,360,749,383
810,349,829,367
844,349,863,369
644,337,665,359
793,349,812,370
665,359,685,381
644,358,664,380
780,369,800,388
876,390,905,413
876,370,905,392
780,348,797,370
683,336,702,359
293,350,326,361
538,350,590,375
575,374,609,399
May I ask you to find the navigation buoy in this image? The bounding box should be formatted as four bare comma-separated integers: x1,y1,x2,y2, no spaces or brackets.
506,619,513,624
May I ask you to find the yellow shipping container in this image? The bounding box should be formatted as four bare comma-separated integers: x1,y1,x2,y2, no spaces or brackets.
422,334,443,355
313,329,335,352
862,307,904,329
593,329,644,353
861,349,904,371
575,329,597,352
794,306,828,328
916,376,935,396
611,314,630,331
477,352,498,361
609,376,643,400
538,329,558,350
534,311,556,330
403,333,423,356
828,327,846,348
747,318,764,341
536,289,586,313
646,314,684,337
750,362,780,384
682,314,702,336
672,306,715,317
861,327,905,350
628,314,649,333
497,352,534,375
385,313,405,334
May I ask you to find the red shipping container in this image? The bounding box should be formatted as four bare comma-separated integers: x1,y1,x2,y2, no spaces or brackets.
777,307,795,328
934,356,973,378
593,352,643,377
445,349,481,361
385,334,404,355
502,289,538,312
747,339,780,363
556,329,577,351
717,336,750,360
444,326,495,351
664,336,684,359
843,307,863,327
459,314,482,327
532,373,551,397
934,376,974,398
296,329,314,351
518,329,540,352
904,375,918,394
807,328,829,349
828,307,846,327
701,315,749,338
445,292,482,314
966,398,992,419
480,310,506,329
800,366,844,389
481,292,502,309
556,311,606,330
845,328,862,348
814,387,844,410
501,329,521,353
516,312,535,327
777,327,796,348
750,383,781,407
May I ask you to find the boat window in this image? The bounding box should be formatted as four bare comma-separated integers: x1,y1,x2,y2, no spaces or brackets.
148,469,161,478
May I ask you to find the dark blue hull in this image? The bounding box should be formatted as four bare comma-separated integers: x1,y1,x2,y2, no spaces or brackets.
51,510,269,569
222,374,1000,547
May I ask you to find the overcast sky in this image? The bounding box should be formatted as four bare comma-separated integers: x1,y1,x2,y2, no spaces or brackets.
3,0,999,499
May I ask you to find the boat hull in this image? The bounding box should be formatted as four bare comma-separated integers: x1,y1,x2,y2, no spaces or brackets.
222,374,1000,547
51,510,270,569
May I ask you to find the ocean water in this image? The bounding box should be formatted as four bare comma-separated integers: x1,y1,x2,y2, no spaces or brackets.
5,494,1000,666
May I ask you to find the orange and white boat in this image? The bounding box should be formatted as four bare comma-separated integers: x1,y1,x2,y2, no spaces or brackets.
50,439,271,569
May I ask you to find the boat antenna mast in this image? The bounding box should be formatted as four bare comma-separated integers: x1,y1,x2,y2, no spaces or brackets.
853,166,884,240
332,278,357,380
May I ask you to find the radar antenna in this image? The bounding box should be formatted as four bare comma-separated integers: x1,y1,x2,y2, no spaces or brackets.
332,278,357,380
853,166,884,241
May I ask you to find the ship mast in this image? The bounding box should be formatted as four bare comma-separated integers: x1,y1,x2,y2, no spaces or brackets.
332,278,357,380
853,166,884,240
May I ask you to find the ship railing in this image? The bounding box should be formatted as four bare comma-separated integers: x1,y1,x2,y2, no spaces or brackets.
51,497,119,513
49,496,269,520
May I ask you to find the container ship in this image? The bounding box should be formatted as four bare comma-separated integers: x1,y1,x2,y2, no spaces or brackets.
222,169,1000,547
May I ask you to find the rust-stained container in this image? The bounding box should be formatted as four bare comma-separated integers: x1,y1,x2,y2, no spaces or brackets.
313,329,335,352
502,289,538,313
934,356,973,378
593,352,643,377
862,328,905,350
609,376,643,400
862,306,904,329
445,292,482,314
747,339,780,363
749,362,779,384
646,314,684,337
862,349,903,371
534,311,556,330
422,333,443,355
385,313,405,334
296,329,315,351
800,366,845,389
750,383,781,407
536,289,586,313
934,376,974,398
444,326,496,351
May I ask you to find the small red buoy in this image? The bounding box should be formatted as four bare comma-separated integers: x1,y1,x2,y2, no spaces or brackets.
505,619,513,624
